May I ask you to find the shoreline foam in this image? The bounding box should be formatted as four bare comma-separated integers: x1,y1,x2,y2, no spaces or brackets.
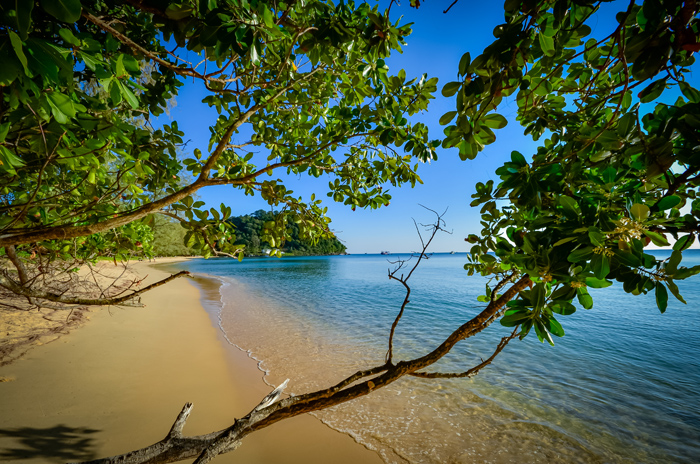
174,268,388,463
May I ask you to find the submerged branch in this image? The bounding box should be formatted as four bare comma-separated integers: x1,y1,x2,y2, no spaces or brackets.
410,328,520,379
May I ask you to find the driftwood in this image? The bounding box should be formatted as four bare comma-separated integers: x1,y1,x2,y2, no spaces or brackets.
71,215,532,464
74,279,531,464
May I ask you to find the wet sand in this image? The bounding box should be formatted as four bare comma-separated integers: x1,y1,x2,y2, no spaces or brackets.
0,258,383,463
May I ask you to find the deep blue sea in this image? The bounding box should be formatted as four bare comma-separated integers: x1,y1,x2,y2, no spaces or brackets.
176,251,700,463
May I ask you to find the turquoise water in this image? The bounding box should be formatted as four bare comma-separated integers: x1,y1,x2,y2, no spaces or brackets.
178,251,700,463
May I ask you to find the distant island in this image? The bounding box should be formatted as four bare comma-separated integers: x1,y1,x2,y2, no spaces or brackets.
228,210,346,256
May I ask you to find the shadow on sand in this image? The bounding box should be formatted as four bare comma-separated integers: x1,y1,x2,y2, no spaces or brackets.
0,424,100,462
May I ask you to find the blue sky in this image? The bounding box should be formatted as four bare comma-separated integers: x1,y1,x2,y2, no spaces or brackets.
164,0,685,254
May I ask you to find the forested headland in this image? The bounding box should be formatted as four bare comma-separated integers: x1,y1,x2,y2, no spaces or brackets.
153,210,346,257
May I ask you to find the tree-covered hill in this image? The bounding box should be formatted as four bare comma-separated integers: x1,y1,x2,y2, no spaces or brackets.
229,210,346,256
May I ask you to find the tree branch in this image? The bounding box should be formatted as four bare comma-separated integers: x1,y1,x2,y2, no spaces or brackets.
410,328,519,378
0,270,190,307
386,211,446,364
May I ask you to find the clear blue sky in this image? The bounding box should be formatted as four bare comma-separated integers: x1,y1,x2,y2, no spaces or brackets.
164,0,683,254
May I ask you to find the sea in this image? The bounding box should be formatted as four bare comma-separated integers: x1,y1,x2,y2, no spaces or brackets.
171,250,700,463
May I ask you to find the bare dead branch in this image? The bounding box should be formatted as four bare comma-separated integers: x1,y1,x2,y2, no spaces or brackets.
0,270,190,307
168,403,194,439
386,211,446,364
6,245,29,285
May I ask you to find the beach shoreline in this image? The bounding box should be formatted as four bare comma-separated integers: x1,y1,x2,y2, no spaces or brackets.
0,257,384,463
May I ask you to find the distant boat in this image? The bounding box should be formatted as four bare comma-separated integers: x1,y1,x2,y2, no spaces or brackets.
450,251,456,254
380,251,390,255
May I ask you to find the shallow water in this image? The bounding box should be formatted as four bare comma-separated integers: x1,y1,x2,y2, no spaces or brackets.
178,251,700,463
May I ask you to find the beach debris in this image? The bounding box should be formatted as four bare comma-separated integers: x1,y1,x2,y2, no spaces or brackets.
254,379,289,411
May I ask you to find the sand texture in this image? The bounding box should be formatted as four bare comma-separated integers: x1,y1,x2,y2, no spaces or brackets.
0,258,383,464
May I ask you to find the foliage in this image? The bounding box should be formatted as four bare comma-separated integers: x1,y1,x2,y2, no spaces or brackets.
229,209,346,255
438,0,700,344
0,0,438,291
151,215,197,257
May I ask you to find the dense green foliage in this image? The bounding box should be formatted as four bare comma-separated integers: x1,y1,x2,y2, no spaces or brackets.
1,0,699,344
151,216,197,257
0,0,437,271
440,0,700,344
229,209,346,255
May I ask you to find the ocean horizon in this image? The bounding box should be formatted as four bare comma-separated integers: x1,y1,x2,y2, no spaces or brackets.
174,251,700,463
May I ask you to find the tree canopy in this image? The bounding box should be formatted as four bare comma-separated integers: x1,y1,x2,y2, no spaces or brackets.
445,0,700,344
0,0,437,304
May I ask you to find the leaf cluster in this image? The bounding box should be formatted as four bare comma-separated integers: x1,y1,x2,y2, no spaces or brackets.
451,0,700,344
0,0,439,274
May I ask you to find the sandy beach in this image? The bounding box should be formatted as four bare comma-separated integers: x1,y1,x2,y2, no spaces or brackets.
0,258,383,463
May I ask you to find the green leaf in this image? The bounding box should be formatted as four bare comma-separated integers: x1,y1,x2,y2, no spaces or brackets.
665,250,682,275
481,113,507,129
40,0,82,23
576,287,593,309
629,203,650,221
588,227,605,247
8,31,29,75
442,81,461,97
58,28,81,46
538,33,555,57
591,253,610,279
643,230,669,247
534,319,554,345
519,319,533,339
666,279,686,304
510,151,527,166
531,282,546,310
0,122,9,143
250,43,260,65
638,79,666,103
439,111,457,125
262,7,275,28
568,246,594,263
612,249,641,267
12,0,35,40
585,277,612,288
550,301,576,315
655,283,668,313
552,236,577,247
0,41,22,85
654,195,681,211
117,81,139,109
47,91,76,122
673,234,694,251
550,285,575,301
539,14,558,37
26,38,71,82
679,81,700,103
458,52,471,75
544,316,565,337
0,145,26,171
617,112,636,137
165,3,194,20
500,310,531,327
558,196,579,217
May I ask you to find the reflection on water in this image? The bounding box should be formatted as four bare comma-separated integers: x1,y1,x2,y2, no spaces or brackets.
180,253,700,463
